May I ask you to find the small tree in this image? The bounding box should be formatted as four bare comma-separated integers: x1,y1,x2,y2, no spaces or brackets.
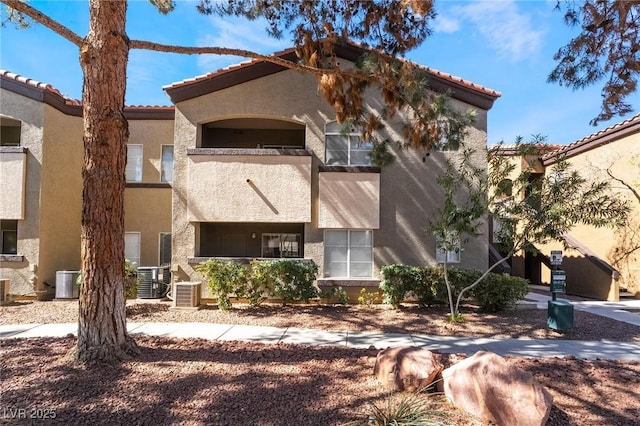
430,137,630,321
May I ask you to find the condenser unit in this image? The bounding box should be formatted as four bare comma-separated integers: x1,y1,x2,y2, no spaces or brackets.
171,281,201,310
0,279,9,305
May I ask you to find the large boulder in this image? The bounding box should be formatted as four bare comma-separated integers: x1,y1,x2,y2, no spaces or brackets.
373,347,443,392
442,351,553,426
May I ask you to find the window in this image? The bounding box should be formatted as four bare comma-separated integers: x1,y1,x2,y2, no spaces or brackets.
325,122,372,166
126,145,143,182
1,220,18,254
262,233,301,258
159,233,171,265
0,117,21,146
161,145,173,183
124,232,141,267
324,230,373,278
433,120,461,152
435,233,461,263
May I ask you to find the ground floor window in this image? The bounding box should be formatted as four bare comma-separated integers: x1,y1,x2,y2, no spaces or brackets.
0,220,17,254
435,235,461,263
262,233,301,258
324,230,373,278
198,223,304,258
125,232,141,267
159,232,171,265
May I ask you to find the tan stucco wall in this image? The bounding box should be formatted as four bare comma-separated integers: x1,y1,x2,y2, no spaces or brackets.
124,188,172,267
0,150,26,219
125,119,174,269
172,67,490,285
37,106,84,291
318,171,380,229
0,90,45,295
187,153,311,222
542,133,640,297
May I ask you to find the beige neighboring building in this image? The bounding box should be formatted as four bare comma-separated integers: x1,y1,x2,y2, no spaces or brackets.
164,45,500,298
492,113,640,301
0,70,174,298
1,45,501,301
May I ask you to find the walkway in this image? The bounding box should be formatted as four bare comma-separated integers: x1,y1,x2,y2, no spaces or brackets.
1,291,639,361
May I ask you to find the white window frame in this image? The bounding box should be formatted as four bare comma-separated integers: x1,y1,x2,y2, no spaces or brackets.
160,145,174,183
159,232,172,266
324,122,372,166
124,232,141,267
324,230,373,278
433,120,461,152
261,233,301,258
435,235,461,264
126,144,143,182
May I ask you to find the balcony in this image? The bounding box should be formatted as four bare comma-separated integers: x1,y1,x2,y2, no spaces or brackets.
187,148,312,223
0,147,27,219
318,165,380,229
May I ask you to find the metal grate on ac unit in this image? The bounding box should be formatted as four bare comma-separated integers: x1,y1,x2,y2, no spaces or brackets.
170,281,201,311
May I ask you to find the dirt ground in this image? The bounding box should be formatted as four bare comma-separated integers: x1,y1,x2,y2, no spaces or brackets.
1,299,639,425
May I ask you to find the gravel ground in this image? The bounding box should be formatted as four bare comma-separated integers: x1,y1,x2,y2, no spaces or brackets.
1,299,639,425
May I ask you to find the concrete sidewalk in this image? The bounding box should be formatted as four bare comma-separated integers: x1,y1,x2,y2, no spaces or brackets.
2,320,639,361
2,290,639,361
524,288,640,327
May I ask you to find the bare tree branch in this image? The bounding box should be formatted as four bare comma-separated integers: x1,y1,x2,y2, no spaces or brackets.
606,167,640,203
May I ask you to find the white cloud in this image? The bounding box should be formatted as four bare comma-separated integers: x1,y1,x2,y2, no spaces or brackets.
195,16,289,73
433,15,461,34
454,0,545,62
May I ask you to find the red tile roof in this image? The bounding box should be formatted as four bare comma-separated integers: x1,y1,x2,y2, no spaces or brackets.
541,113,640,164
164,46,501,99
0,69,174,116
164,44,500,110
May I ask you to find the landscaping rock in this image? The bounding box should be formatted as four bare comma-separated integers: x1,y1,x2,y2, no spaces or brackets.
441,351,553,426
373,346,443,392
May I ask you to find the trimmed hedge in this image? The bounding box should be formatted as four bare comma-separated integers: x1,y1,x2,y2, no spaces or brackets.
380,264,422,308
473,273,529,312
196,258,319,308
379,264,528,312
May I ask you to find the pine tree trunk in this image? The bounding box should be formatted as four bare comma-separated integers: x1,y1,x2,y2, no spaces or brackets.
70,0,139,365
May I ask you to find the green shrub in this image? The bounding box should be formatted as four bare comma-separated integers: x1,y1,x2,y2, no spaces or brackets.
379,264,422,308
472,273,529,312
196,259,248,310
250,259,319,304
124,259,138,299
319,286,350,305
416,267,482,307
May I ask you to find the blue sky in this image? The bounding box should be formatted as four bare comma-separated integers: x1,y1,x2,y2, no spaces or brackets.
1,0,638,146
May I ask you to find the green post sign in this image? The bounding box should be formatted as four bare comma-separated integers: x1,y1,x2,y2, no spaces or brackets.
551,270,566,293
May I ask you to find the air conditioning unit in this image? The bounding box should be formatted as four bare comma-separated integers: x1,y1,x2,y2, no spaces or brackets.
0,279,9,305
171,281,201,310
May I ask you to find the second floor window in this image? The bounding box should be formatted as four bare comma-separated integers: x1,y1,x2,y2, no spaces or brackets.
325,122,372,166
161,145,174,183
126,145,143,182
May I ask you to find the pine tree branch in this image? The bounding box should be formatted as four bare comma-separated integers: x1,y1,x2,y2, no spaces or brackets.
1,0,84,46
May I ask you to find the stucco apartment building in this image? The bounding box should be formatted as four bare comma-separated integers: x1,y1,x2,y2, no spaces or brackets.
493,113,640,301
1,45,500,300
